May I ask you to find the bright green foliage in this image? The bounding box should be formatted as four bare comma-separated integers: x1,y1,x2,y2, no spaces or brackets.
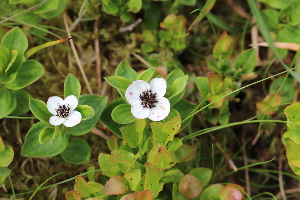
105,76,132,90
233,49,256,74
10,90,31,116
29,98,52,124
285,140,300,175
0,142,14,167
200,184,223,200
112,104,136,124
0,87,17,119
284,103,300,125
115,61,138,82
0,167,11,186
21,122,70,157
123,169,141,191
61,138,91,164
75,105,95,120
38,127,55,144
64,73,81,99
136,67,156,82
213,32,233,59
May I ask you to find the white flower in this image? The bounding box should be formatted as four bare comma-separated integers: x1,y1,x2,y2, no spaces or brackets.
47,95,82,127
125,78,170,121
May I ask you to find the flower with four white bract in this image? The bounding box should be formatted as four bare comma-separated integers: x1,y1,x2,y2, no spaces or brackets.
125,78,170,121
47,95,82,127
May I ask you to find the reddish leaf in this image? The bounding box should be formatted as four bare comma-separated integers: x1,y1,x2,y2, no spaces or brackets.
219,184,244,200
103,175,128,195
178,174,202,199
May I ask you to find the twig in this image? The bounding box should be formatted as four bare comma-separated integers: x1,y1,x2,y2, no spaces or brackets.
250,2,262,65
119,18,142,32
63,13,93,95
94,17,102,94
278,149,287,200
131,51,152,68
210,133,237,171
91,127,109,140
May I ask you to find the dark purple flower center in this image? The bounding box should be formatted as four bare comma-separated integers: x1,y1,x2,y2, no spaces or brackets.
55,104,70,118
139,90,158,109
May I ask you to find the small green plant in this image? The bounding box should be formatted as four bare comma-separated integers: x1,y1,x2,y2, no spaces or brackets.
21,74,107,164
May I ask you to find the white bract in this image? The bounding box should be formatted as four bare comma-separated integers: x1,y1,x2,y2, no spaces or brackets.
47,95,82,127
125,78,170,121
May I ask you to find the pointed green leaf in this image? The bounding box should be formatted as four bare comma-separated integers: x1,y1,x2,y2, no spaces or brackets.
0,88,17,119
168,75,188,97
234,48,256,74
213,32,232,58
151,122,168,145
123,169,141,191
29,98,52,124
115,61,138,81
120,124,139,148
0,46,10,72
208,72,222,94
285,103,300,125
64,73,81,99
166,68,185,88
6,59,44,90
1,27,28,54
136,67,156,82
74,176,99,197
162,116,181,141
105,76,132,90
5,50,18,73
0,145,14,167
22,122,70,157
195,77,210,98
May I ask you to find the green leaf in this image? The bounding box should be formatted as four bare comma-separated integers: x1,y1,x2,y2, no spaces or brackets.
144,162,163,197
199,183,223,200
195,76,210,98
39,0,67,19
67,95,107,136
162,116,181,142
286,140,300,175
233,49,256,74
213,32,232,59
9,89,31,116
280,1,300,26
151,122,168,146
284,103,300,125
115,61,138,81
111,104,136,124
74,176,101,197
123,169,141,191
284,130,300,145
189,167,212,187
38,127,55,144
136,67,156,82
128,0,142,13
101,99,125,137
98,153,120,177
75,105,95,120
61,138,91,164
105,76,132,90
22,122,70,157
168,75,188,97
34,0,59,14
0,46,10,72
120,124,139,148
29,98,52,124
172,144,195,163
0,88,17,119
5,50,18,73
0,167,11,186
0,145,14,167
167,138,183,154
64,73,81,99
6,59,44,90
208,72,222,94
1,27,28,55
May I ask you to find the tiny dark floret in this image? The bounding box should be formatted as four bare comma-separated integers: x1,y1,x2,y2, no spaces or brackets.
55,104,70,118
139,89,158,109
